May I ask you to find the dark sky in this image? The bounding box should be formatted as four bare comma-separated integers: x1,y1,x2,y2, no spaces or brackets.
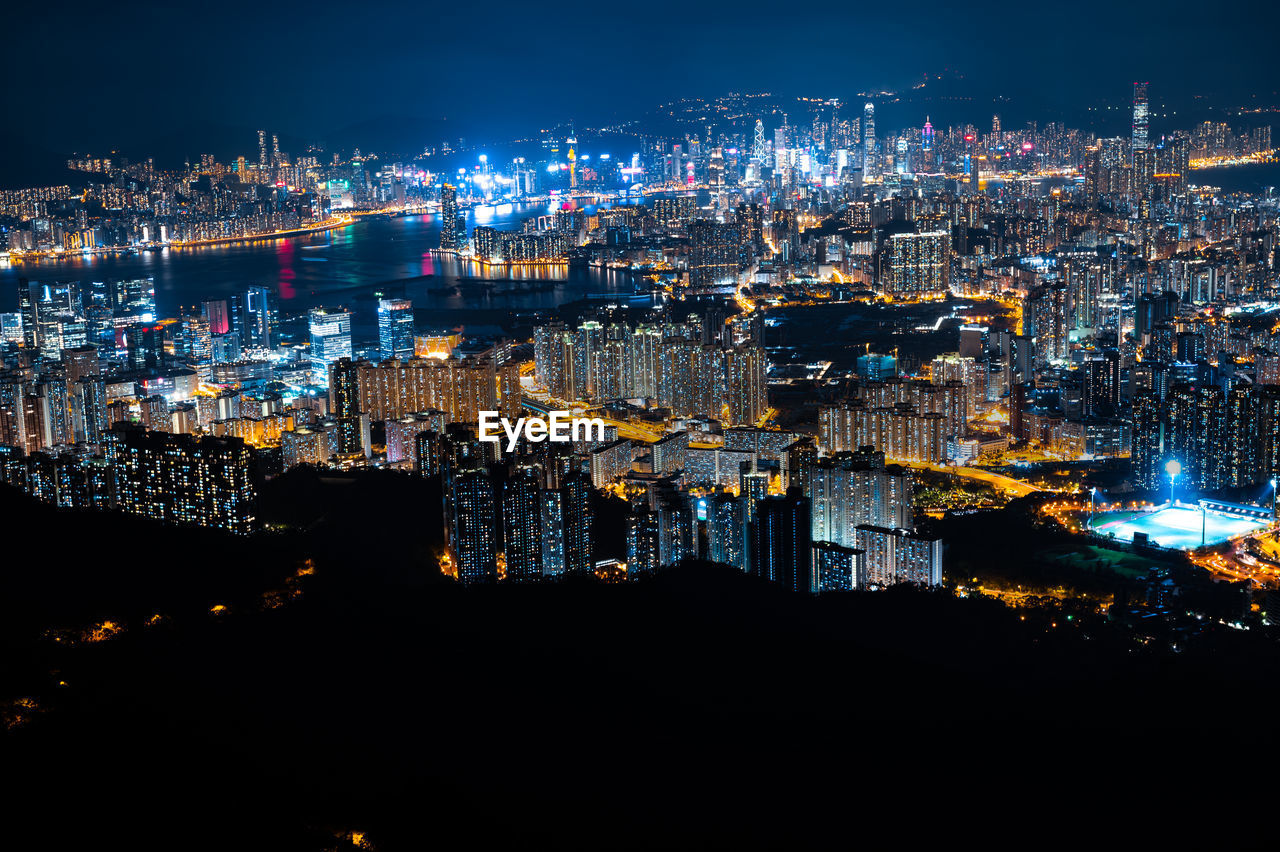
5,0,1278,171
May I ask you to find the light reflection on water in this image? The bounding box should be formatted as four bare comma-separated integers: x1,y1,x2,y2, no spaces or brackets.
0,199,642,326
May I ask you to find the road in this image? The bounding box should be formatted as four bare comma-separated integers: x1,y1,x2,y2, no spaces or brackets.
896,461,1048,497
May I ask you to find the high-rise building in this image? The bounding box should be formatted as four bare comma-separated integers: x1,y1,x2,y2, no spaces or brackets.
1132,82,1150,160
450,469,498,584
813,541,864,592
241,286,276,349
377,299,415,360
308,307,352,386
688,220,742,287
328,358,367,458
854,525,942,588
503,464,544,582
751,490,813,593
862,102,876,175
439,184,459,251
885,232,950,297
809,452,913,546
103,424,257,534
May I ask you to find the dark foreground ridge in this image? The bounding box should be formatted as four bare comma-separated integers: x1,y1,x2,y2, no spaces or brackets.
3,477,1278,849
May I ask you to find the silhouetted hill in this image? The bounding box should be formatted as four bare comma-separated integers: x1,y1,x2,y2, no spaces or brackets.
3,472,1279,848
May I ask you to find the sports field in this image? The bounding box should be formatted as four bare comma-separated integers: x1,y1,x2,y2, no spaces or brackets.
1090,505,1268,550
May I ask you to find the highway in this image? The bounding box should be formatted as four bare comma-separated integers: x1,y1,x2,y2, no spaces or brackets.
895,460,1049,497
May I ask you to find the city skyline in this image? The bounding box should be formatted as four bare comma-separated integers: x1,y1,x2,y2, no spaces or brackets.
8,5,1280,846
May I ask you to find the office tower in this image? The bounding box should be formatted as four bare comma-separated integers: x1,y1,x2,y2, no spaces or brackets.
450,469,498,584
203,299,231,336
502,464,544,581
377,299,415,360
308,307,352,385
921,117,934,157
241,286,276,349
185,313,212,380
1132,82,1150,160
751,490,813,593
885,232,950,297
113,278,156,320
439,184,459,251
125,324,165,370
966,132,980,193
258,130,268,171
62,345,99,384
862,102,876,174
103,424,257,534
752,119,767,162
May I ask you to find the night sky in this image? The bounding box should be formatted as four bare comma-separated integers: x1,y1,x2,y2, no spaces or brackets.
4,0,1278,180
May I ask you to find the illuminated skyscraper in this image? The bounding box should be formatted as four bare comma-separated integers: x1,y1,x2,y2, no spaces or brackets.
862,102,876,174
502,464,544,582
439,184,459,251
886,232,951,297
257,130,267,172
241,286,276,349
450,469,498,584
308,307,352,386
328,357,367,458
377,299,415,360
750,490,813,593
1132,82,1150,160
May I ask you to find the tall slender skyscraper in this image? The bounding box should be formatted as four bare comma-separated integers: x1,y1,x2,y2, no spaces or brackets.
439,184,459,251
377,299,415,360
1132,82,1150,160
862,102,876,175
503,464,544,582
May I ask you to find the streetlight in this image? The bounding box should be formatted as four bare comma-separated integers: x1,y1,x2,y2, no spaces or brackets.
1165,459,1181,508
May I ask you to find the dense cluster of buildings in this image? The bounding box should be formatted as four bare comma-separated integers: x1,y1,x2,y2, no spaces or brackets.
4,82,1280,587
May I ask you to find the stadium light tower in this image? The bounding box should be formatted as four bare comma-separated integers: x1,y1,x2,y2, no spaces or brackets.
1090,486,1097,525
1271,478,1277,521
1165,460,1181,507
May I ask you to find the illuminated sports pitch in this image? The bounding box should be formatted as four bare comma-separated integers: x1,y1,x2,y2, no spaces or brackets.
1090,505,1269,550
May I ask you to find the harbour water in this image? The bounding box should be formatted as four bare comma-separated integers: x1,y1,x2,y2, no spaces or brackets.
0,199,643,333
